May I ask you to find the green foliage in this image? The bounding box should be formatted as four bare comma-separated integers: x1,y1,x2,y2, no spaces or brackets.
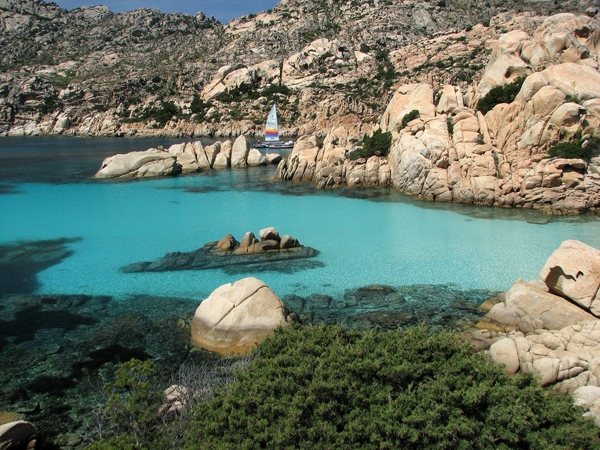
359,43,371,53
100,359,163,447
447,117,454,136
124,101,179,126
217,83,292,103
476,77,525,114
400,109,420,130
348,129,392,160
88,433,142,450
38,95,61,115
547,137,600,162
190,96,212,122
184,325,600,449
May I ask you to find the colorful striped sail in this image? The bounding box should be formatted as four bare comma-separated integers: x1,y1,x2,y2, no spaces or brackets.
265,103,279,142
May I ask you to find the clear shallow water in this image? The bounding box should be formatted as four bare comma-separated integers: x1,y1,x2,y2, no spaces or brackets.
1,137,599,302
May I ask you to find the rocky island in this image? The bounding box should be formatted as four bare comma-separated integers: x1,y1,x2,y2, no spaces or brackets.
121,227,319,273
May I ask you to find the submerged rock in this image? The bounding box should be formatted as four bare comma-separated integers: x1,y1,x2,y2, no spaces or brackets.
191,277,296,355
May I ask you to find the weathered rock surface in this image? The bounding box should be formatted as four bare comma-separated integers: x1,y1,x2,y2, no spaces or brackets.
95,149,181,179
473,240,600,408
121,228,317,273
95,136,280,179
477,279,597,333
191,277,295,355
276,15,600,214
540,240,600,314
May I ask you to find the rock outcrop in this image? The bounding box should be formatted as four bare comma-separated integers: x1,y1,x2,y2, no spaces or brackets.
121,228,318,273
471,240,600,408
95,149,181,179
276,15,600,214
191,277,295,355
95,136,277,179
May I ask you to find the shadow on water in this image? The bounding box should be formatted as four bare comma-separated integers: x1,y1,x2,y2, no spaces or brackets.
0,184,22,195
0,237,81,296
0,305,97,350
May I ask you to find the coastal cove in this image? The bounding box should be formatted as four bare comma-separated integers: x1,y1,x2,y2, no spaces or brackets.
2,137,600,303
2,137,600,446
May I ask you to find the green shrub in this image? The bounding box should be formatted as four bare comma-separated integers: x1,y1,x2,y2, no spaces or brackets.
447,117,454,136
184,325,600,449
96,359,163,448
476,77,526,114
349,129,392,160
547,138,600,162
400,109,420,130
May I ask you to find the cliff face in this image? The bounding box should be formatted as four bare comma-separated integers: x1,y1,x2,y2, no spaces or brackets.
0,0,596,137
275,13,600,214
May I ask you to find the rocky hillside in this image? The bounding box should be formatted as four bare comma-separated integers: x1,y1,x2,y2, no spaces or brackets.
276,13,600,214
0,0,597,137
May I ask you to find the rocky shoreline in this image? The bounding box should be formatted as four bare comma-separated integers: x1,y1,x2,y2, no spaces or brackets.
275,15,600,215
94,135,282,179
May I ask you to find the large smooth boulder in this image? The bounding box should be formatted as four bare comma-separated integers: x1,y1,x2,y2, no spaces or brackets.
191,278,295,355
259,227,280,242
477,279,596,333
540,240,600,315
95,149,180,178
0,421,38,450
247,148,268,166
231,136,250,167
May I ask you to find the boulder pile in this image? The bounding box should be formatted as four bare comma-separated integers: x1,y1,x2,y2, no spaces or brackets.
121,227,317,273
95,135,280,179
470,240,600,422
275,14,600,214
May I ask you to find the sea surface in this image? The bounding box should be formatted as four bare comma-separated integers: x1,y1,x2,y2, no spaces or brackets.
1,136,599,302
2,136,600,446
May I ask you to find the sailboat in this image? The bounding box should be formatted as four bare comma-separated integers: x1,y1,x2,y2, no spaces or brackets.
254,102,295,150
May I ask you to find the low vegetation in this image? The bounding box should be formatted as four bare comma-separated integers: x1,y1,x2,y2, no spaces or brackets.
89,325,600,449
400,109,420,130
348,129,393,160
547,137,600,162
476,77,526,114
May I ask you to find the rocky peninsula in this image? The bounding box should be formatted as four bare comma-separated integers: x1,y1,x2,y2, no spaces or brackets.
95,135,281,179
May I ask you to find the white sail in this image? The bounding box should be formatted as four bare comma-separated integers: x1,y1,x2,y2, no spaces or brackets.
265,103,279,142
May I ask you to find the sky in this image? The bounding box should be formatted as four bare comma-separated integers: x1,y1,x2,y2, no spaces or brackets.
53,0,281,23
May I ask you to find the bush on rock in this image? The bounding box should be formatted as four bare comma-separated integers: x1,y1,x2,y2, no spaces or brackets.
476,77,526,114
349,129,392,160
547,137,600,162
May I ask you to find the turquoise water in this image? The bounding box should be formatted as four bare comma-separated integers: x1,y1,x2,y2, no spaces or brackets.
1,137,599,302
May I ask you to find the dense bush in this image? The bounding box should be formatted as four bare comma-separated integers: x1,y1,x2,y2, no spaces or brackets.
547,137,600,162
400,109,420,130
476,77,526,114
218,83,292,103
184,325,600,449
349,129,392,160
